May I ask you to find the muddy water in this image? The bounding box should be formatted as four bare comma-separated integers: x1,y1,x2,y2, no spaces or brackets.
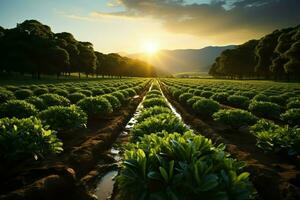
93,83,153,200
94,170,118,200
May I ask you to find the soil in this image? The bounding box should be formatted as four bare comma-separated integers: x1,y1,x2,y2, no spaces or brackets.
0,84,150,200
160,82,300,200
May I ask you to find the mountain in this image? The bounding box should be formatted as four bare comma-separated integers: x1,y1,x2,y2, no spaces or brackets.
129,45,236,74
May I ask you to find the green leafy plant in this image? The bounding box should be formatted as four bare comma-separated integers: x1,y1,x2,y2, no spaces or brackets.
102,94,121,109
0,117,63,161
25,96,46,110
0,89,16,103
227,95,250,109
251,119,300,155
287,100,300,109
118,131,256,200
249,101,281,119
186,96,205,107
111,91,126,103
33,88,49,96
192,98,220,117
281,108,300,126
211,92,229,104
68,92,86,104
137,106,172,122
143,97,169,108
253,94,270,102
213,109,258,128
0,100,37,118
38,105,87,131
40,93,70,107
77,96,113,117
179,93,193,104
131,114,188,140
14,89,33,100
52,88,69,97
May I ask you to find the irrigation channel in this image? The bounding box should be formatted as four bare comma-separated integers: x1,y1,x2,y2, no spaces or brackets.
93,81,190,200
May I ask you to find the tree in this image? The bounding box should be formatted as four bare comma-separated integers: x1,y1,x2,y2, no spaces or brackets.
77,42,96,77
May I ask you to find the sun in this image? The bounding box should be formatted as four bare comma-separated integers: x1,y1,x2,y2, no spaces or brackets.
143,41,159,55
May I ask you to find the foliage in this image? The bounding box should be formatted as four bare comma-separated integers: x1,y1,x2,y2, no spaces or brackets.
227,95,250,109
0,117,63,161
280,108,300,126
248,101,281,119
68,92,86,104
211,92,229,104
14,89,33,100
287,100,300,109
118,131,256,200
0,89,16,103
102,94,121,109
25,96,46,110
192,98,220,117
143,97,169,108
251,119,300,155
0,100,37,118
77,96,113,116
38,105,87,130
178,93,193,104
131,114,188,140
213,109,258,128
40,93,70,107
137,106,172,122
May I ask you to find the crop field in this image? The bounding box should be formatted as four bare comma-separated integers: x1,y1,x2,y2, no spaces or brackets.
0,78,300,200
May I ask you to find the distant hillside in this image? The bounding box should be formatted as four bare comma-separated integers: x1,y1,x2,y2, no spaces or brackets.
129,45,236,74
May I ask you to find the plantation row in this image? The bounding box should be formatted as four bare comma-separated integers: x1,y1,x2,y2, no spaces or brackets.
0,78,149,162
161,78,300,156
117,82,256,199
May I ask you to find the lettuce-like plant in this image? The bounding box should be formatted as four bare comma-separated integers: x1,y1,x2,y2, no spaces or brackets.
0,117,63,161
38,105,87,131
0,100,37,118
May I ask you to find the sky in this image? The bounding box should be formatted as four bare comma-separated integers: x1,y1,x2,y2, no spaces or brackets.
0,0,300,53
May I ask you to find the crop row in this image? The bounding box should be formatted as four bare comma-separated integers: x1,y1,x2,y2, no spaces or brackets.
117,81,256,199
161,79,300,156
0,78,149,162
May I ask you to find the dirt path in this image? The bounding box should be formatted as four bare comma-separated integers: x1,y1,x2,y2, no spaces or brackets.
160,82,300,200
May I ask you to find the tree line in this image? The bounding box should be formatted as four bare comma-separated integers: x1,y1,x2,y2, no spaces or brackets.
0,20,156,79
209,25,300,80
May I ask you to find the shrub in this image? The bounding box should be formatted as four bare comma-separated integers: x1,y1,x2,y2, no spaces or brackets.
120,90,129,99
186,96,205,107
53,89,69,96
131,114,188,139
77,96,113,117
145,93,161,100
281,109,300,126
201,91,214,98
253,94,270,102
143,97,169,108
269,95,286,106
111,91,126,103
40,93,70,107
118,131,255,200
68,92,86,104
172,89,182,99
287,97,300,103
251,119,300,155
33,88,49,96
0,117,63,161
148,90,161,95
14,89,33,100
124,88,137,97
227,95,250,109
0,100,37,118
0,89,16,103
249,101,281,119
5,85,18,92
102,94,121,109
287,100,300,109
79,89,93,97
213,109,258,128
137,106,172,122
39,105,87,131
240,91,256,99
211,92,229,104
25,96,46,110
92,88,105,96
178,93,193,104
192,99,220,117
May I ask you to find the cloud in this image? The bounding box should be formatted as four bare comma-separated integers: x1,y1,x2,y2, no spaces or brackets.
98,0,300,42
